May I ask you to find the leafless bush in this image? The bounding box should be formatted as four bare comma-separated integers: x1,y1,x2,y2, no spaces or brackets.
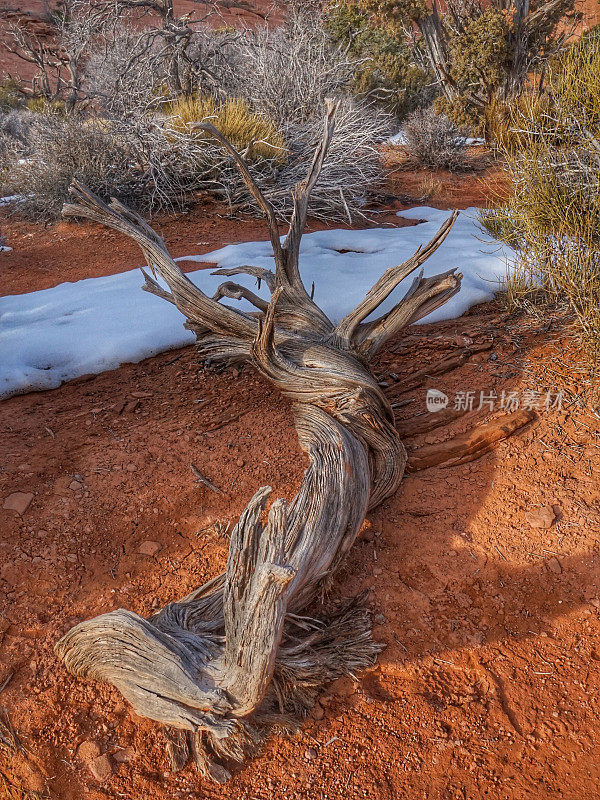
244,98,392,221
0,106,281,219
0,109,33,185
403,108,467,170
2,2,392,222
230,7,355,128
84,19,239,114
3,112,137,219
222,6,391,219
5,0,109,110
84,26,163,114
0,109,33,147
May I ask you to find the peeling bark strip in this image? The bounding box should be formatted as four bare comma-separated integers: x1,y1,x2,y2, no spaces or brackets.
407,409,536,472
55,101,462,781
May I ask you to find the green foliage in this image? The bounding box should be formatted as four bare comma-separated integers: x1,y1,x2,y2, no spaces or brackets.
448,9,510,102
353,0,428,27
345,0,580,134
326,1,430,116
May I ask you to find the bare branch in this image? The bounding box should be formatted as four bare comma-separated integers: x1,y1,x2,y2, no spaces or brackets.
332,211,459,350
62,181,258,342
212,266,276,292
281,97,339,283
357,269,462,358
194,122,284,265
212,281,268,312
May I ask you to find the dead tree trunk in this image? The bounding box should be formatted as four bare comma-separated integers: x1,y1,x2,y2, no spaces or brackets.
55,101,461,782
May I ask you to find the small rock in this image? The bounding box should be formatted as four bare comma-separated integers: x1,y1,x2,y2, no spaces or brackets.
236,458,245,468
131,391,152,398
66,553,78,563
310,703,325,721
88,754,113,783
304,747,318,760
77,740,101,762
525,506,556,530
547,556,562,575
3,492,34,515
329,676,356,697
126,463,137,472
138,540,161,556
69,480,82,491
113,746,136,763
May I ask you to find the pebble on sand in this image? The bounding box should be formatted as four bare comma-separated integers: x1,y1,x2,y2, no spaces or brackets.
3,491,34,515
138,540,161,556
525,505,556,529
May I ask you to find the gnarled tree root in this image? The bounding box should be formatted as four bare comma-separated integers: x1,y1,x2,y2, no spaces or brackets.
55,102,462,781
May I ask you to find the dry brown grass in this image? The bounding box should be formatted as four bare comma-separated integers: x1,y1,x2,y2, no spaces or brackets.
165,95,286,162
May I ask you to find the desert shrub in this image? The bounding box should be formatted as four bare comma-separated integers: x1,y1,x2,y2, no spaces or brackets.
3,112,136,220
403,108,467,170
483,93,558,153
0,81,25,112
0,109,34,186
229,4,359,127
345,0,580,134
26,97,67,115
224,7,392,219
325,0,431,117
260,96,392,221
481,33,600,368
3,3,392,223
165,95,286,162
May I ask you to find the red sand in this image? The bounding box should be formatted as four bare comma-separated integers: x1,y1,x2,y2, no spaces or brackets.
2,198,600,798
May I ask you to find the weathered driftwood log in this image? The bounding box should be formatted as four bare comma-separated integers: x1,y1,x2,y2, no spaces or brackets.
55,101,462,782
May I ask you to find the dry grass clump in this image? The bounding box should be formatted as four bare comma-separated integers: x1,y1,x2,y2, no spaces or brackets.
481,32,600,371
165,95,286,163
403,108,467,171
484,93,557,154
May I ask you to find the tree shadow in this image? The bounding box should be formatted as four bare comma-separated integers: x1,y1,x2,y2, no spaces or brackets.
330,303,600,748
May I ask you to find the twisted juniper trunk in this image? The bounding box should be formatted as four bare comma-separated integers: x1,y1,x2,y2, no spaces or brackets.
55,102,461,782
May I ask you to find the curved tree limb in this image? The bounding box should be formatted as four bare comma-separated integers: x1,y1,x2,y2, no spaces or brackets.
211,265,276,292
212,281,268,312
